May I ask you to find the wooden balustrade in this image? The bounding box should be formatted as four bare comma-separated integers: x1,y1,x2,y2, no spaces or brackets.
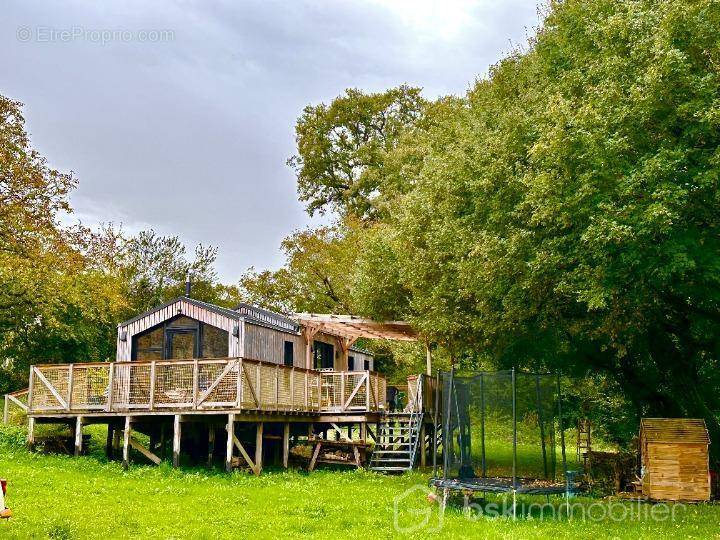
26,359,386,415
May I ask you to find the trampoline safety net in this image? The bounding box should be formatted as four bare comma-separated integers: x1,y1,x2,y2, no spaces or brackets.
437,369,568,494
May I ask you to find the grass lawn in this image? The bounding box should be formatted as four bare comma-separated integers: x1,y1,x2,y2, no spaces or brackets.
0,424,718,539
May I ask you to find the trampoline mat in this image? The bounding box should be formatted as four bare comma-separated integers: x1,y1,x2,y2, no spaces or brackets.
430,476,572,495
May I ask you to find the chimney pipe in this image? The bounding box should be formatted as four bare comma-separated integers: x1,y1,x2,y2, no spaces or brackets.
185,269,192,297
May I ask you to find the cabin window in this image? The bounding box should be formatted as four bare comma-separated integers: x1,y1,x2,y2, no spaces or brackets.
284,341,294,367
202,324,229,358
364,359,370,371
348,355,355,371
133,326,164,360
131,316,229,361
313,340,334,370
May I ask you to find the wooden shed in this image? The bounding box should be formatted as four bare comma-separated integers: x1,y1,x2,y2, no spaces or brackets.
640,418,711,502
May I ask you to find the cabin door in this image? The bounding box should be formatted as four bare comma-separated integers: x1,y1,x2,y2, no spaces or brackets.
166,329,198,359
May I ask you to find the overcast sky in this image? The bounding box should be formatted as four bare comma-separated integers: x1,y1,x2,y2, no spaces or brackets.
2,0,539,282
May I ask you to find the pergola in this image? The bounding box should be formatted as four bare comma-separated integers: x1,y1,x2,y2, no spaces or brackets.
293,313,432,374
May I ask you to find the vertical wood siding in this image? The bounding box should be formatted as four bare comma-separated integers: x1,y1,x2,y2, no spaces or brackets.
243,323,305,366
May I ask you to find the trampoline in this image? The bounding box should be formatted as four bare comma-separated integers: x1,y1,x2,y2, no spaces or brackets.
431,368,578,500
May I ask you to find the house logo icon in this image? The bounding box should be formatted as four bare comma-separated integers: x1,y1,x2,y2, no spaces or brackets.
393,484,443,533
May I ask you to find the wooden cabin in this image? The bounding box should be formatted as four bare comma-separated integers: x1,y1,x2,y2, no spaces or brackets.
19,296,435,474
640,418,711,502
115,296,374,371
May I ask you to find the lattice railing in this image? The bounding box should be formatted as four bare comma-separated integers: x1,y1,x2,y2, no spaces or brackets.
26,360,385,414
318,371,387,412
3,389,30,424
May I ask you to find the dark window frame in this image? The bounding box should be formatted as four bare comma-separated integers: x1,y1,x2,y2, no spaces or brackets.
283,341,294,367
131,315,228,361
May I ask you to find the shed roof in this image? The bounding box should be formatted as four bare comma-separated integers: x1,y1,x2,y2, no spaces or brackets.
292,313,418,341
640,418,710,444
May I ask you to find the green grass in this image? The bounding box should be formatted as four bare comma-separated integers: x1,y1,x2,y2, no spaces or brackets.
0,424,718,539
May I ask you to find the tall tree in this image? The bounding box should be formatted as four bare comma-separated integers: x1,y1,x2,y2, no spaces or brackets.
288,85,427,219
351,0,720,452
0,96,126,391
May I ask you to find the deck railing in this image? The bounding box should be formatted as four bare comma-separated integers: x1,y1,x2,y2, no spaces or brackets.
26,359,386,415
318,370,387,412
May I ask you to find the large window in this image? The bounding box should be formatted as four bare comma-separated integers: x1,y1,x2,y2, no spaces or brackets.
313,340,334,370
131,316,229,360
203,324,230,358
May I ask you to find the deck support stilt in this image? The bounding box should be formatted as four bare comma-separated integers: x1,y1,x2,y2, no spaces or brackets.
112,425,121,459
282,423,290,468
122,416,131,470
360,422,367,442
172,414,181,468
226,413,234,472
208,425,215,468
159,424,166,459
74,416,84,457
255,422,264,475
420,423,426,467
106,423,114,459
27,416,35,447
307,422,314,440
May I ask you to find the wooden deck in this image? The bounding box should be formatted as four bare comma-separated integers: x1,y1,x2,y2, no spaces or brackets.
25,358,387,418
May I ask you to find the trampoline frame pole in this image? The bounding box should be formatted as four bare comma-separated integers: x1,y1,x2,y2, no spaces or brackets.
480,372,486,477
557,373,568,515
432,370,440,477
442,367,455,481
512,367,517,490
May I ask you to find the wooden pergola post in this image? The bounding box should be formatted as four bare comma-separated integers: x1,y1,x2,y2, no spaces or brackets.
336,336,358,372
303,326,321,369
172,414,181,468
425,342,432,376
226,413,234,472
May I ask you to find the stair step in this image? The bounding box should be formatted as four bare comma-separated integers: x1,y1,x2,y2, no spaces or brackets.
372,450,410,454
369,466,412,472
372,458,411,462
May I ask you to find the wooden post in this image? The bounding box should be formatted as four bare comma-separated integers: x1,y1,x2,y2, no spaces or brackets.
360,422,367,442
207,426,215,468
106,362,115,412
282,423,290,468
122,416,131,470
113,425,121,459
173,414,181,468
159,423,166,460
66,364,74,411
255,423,264,475
192,359,199,408
106,423,114,459
420,423,427,468
27,416,35,447
425,343,432,376
226,413,234,472
74,415,84,457
149,361,156,411
308,422,314,440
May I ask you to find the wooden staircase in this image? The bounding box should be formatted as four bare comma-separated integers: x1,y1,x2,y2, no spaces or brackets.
368,411,423,473
369,374,426,473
